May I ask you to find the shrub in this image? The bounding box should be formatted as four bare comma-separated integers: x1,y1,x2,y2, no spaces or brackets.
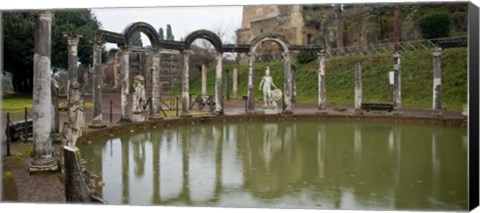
418,12,451,39
296,51,317,64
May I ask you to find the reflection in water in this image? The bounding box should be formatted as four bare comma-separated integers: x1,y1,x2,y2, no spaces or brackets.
82,121,467,210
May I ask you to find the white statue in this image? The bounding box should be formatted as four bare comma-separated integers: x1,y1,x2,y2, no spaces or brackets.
259,66,279,107
63,81,84,147
133,75,146,113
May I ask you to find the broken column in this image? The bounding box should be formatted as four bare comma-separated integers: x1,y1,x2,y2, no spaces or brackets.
150,48,162,120
29,10,58,172
393,51,402,113
283,52,293,114
214,52,224,115
247,52,256,112
181,50,191,116
432,47,443,116
89,41,106,128
354,60,363,114
318,50,327,113
119,44,131,122
233,65,238,98
201,64,207,96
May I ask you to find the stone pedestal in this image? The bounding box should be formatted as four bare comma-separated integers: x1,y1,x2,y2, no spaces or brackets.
263,105,279,115
131,111,147,122
29,10,58,173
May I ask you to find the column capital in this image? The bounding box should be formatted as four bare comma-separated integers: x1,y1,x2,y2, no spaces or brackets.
282,52,292,61
248,52,256,59
118,43,129,51
393,50,401,58
33,10,54,20
64,33,82,46
432,47,442,57
317,49,327,57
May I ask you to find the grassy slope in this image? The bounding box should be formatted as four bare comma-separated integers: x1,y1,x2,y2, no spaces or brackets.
177,47,467,111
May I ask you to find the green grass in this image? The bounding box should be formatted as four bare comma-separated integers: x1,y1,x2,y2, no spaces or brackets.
177,47,467,111
2,94,94,113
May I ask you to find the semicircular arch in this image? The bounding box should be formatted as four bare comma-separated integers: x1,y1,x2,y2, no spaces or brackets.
250,33,290,53
184,30,223,52
123,22,160,48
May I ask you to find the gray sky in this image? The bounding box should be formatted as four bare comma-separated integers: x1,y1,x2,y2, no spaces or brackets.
92,6,243,49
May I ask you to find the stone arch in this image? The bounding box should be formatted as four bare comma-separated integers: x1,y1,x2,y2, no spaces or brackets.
250,33,290,54
123,22,160,48
184,30,223,52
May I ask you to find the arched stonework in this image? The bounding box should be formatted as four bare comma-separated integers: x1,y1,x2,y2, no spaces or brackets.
123,22,160,48
249,33,290,53
184,30,223,52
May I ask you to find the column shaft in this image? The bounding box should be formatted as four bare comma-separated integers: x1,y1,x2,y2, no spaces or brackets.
120,46,130,121
182,51,190,116
90,43,106,128
318,51,326,112
151,49,161,119
354,61,362,113
233,66,238,98
393,51,401,112
247,53,255,111
432,48,442,115
201,64,207,96
214,52,223,114
283,53,292,113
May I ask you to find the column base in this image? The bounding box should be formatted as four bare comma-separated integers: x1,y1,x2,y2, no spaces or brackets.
118,117,131,123
392,110,403,116
29,157,58,173
354,109,364,115
317,109,328,114
282,110,293,115
149,114,164,120
213,110,224,116
181,112,192,117
431,110,444,117
89,120,107,128
246,110,263,115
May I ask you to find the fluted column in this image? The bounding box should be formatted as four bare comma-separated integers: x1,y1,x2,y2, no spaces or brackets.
181,50,191,116
89,41,106,128
393,51,401,113
214,52,224,115
150,48,162,120
354,60,363,114
29,10,58,172
119,44,131,122
247,52,255,112
432,47,443,116
318,50,327,113
283,52,293,114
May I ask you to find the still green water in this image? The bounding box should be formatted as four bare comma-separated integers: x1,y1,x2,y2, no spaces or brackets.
81,121,468,210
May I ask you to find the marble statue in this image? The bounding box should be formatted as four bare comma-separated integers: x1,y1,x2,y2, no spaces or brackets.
259,66,279,107
131,75,147,122
63,81,84,147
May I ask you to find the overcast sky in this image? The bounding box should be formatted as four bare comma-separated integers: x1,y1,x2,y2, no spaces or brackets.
92,6,243,49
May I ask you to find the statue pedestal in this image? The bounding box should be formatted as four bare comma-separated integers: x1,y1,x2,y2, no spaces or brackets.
131,111,147,122
263,105,279,115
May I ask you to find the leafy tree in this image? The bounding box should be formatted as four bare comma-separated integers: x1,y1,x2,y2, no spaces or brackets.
418,12,451,39
158,27,164,41
3,10,101,93
129,31,143,47
166,24,174,41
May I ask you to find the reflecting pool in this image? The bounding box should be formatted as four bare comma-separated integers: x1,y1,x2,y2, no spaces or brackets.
81,121,467,210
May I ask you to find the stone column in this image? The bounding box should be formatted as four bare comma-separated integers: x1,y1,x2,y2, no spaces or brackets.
150,48,162,120
292,65,296,103
89,42,106,128
393,51,402,113
432,47,443,116
120,45,131,122
65,34,82,122
354,61,363,114
283,52,293,114
181,50,191,116
247,52,255,112
318,50,327,113
233,65,238,98
214,52,223,115
29,10,58,172
201,64,207,96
